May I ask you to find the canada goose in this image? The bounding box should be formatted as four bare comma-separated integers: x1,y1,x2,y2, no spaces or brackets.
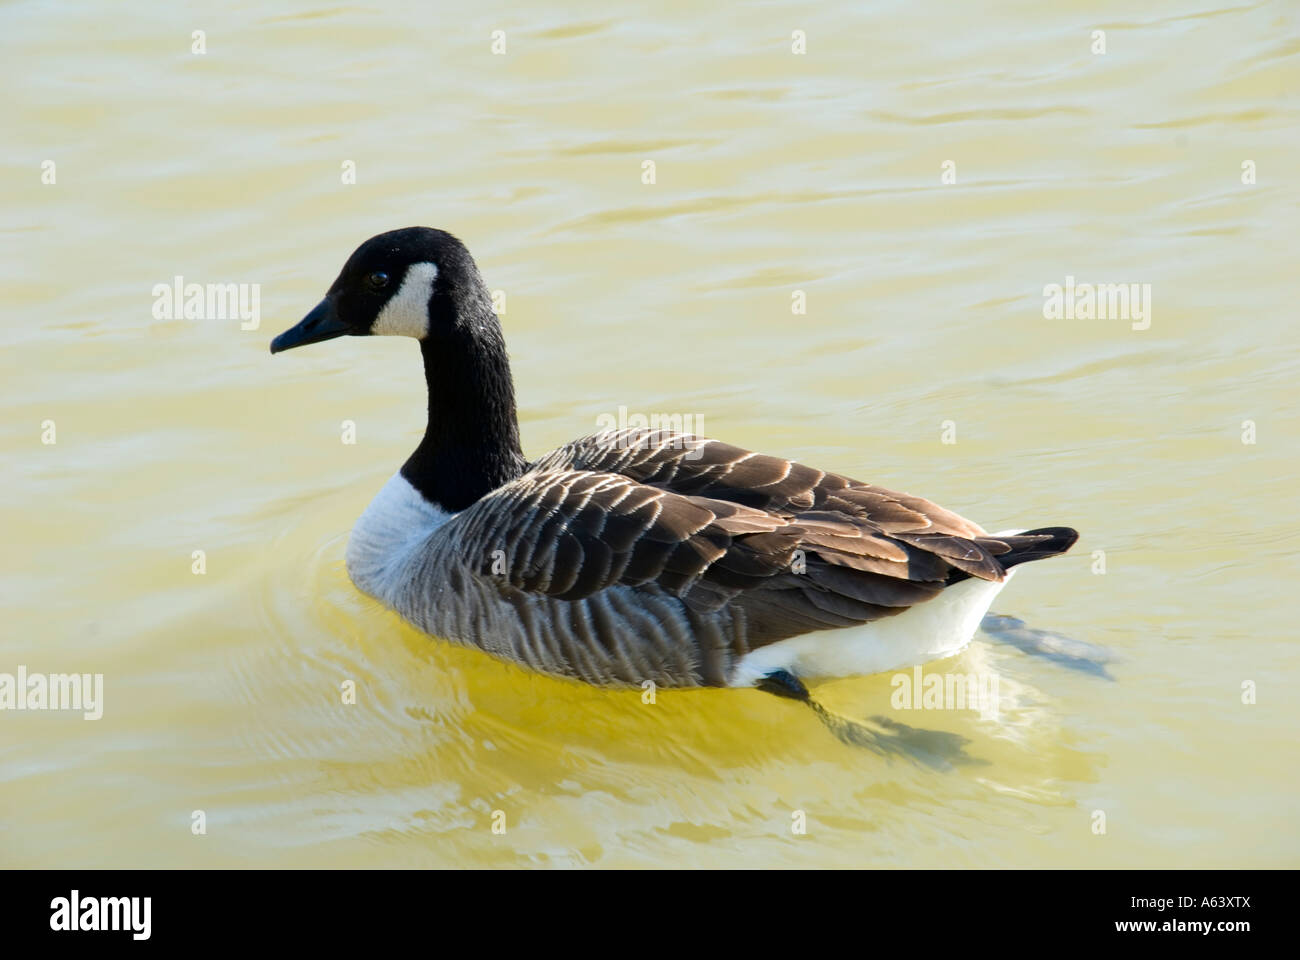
271,228,1077,751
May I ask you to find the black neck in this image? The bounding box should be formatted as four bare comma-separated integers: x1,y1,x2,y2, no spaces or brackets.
401,328,526,512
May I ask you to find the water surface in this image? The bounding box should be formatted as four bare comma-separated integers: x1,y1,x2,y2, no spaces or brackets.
2,0,1297,867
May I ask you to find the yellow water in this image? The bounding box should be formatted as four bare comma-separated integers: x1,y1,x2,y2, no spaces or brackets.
3,0,1297,868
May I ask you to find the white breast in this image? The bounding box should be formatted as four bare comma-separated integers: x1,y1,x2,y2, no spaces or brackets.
345,471,454,603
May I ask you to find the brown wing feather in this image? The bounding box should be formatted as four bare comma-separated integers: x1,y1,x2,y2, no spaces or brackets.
465,469,796,603
471,429,1074,651
533,427,1006,574
536,428,984,532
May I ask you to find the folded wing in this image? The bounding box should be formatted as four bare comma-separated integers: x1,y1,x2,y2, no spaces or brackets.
443,430,1072,650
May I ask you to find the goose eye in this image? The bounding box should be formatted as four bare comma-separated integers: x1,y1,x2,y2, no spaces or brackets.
367,271,389,290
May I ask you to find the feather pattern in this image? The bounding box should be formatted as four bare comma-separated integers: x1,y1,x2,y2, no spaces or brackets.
275,228,1078,691
348,428,1078,687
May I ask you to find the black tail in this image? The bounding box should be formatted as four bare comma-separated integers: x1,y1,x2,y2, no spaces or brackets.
997,526,1079,570
944,526,1079,585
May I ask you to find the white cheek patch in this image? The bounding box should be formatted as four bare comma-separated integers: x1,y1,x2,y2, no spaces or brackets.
372,261,438,338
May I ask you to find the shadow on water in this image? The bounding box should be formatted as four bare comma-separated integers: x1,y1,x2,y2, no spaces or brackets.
808,701,987,770
980,613,1117,680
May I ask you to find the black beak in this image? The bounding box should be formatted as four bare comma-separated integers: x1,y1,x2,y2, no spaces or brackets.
270,298,350,354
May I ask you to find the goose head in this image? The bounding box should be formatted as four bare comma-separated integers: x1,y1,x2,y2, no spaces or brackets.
271,227,524,512
270,227,493,354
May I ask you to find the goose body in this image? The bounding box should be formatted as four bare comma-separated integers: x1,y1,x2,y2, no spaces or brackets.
272,228,1078,693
